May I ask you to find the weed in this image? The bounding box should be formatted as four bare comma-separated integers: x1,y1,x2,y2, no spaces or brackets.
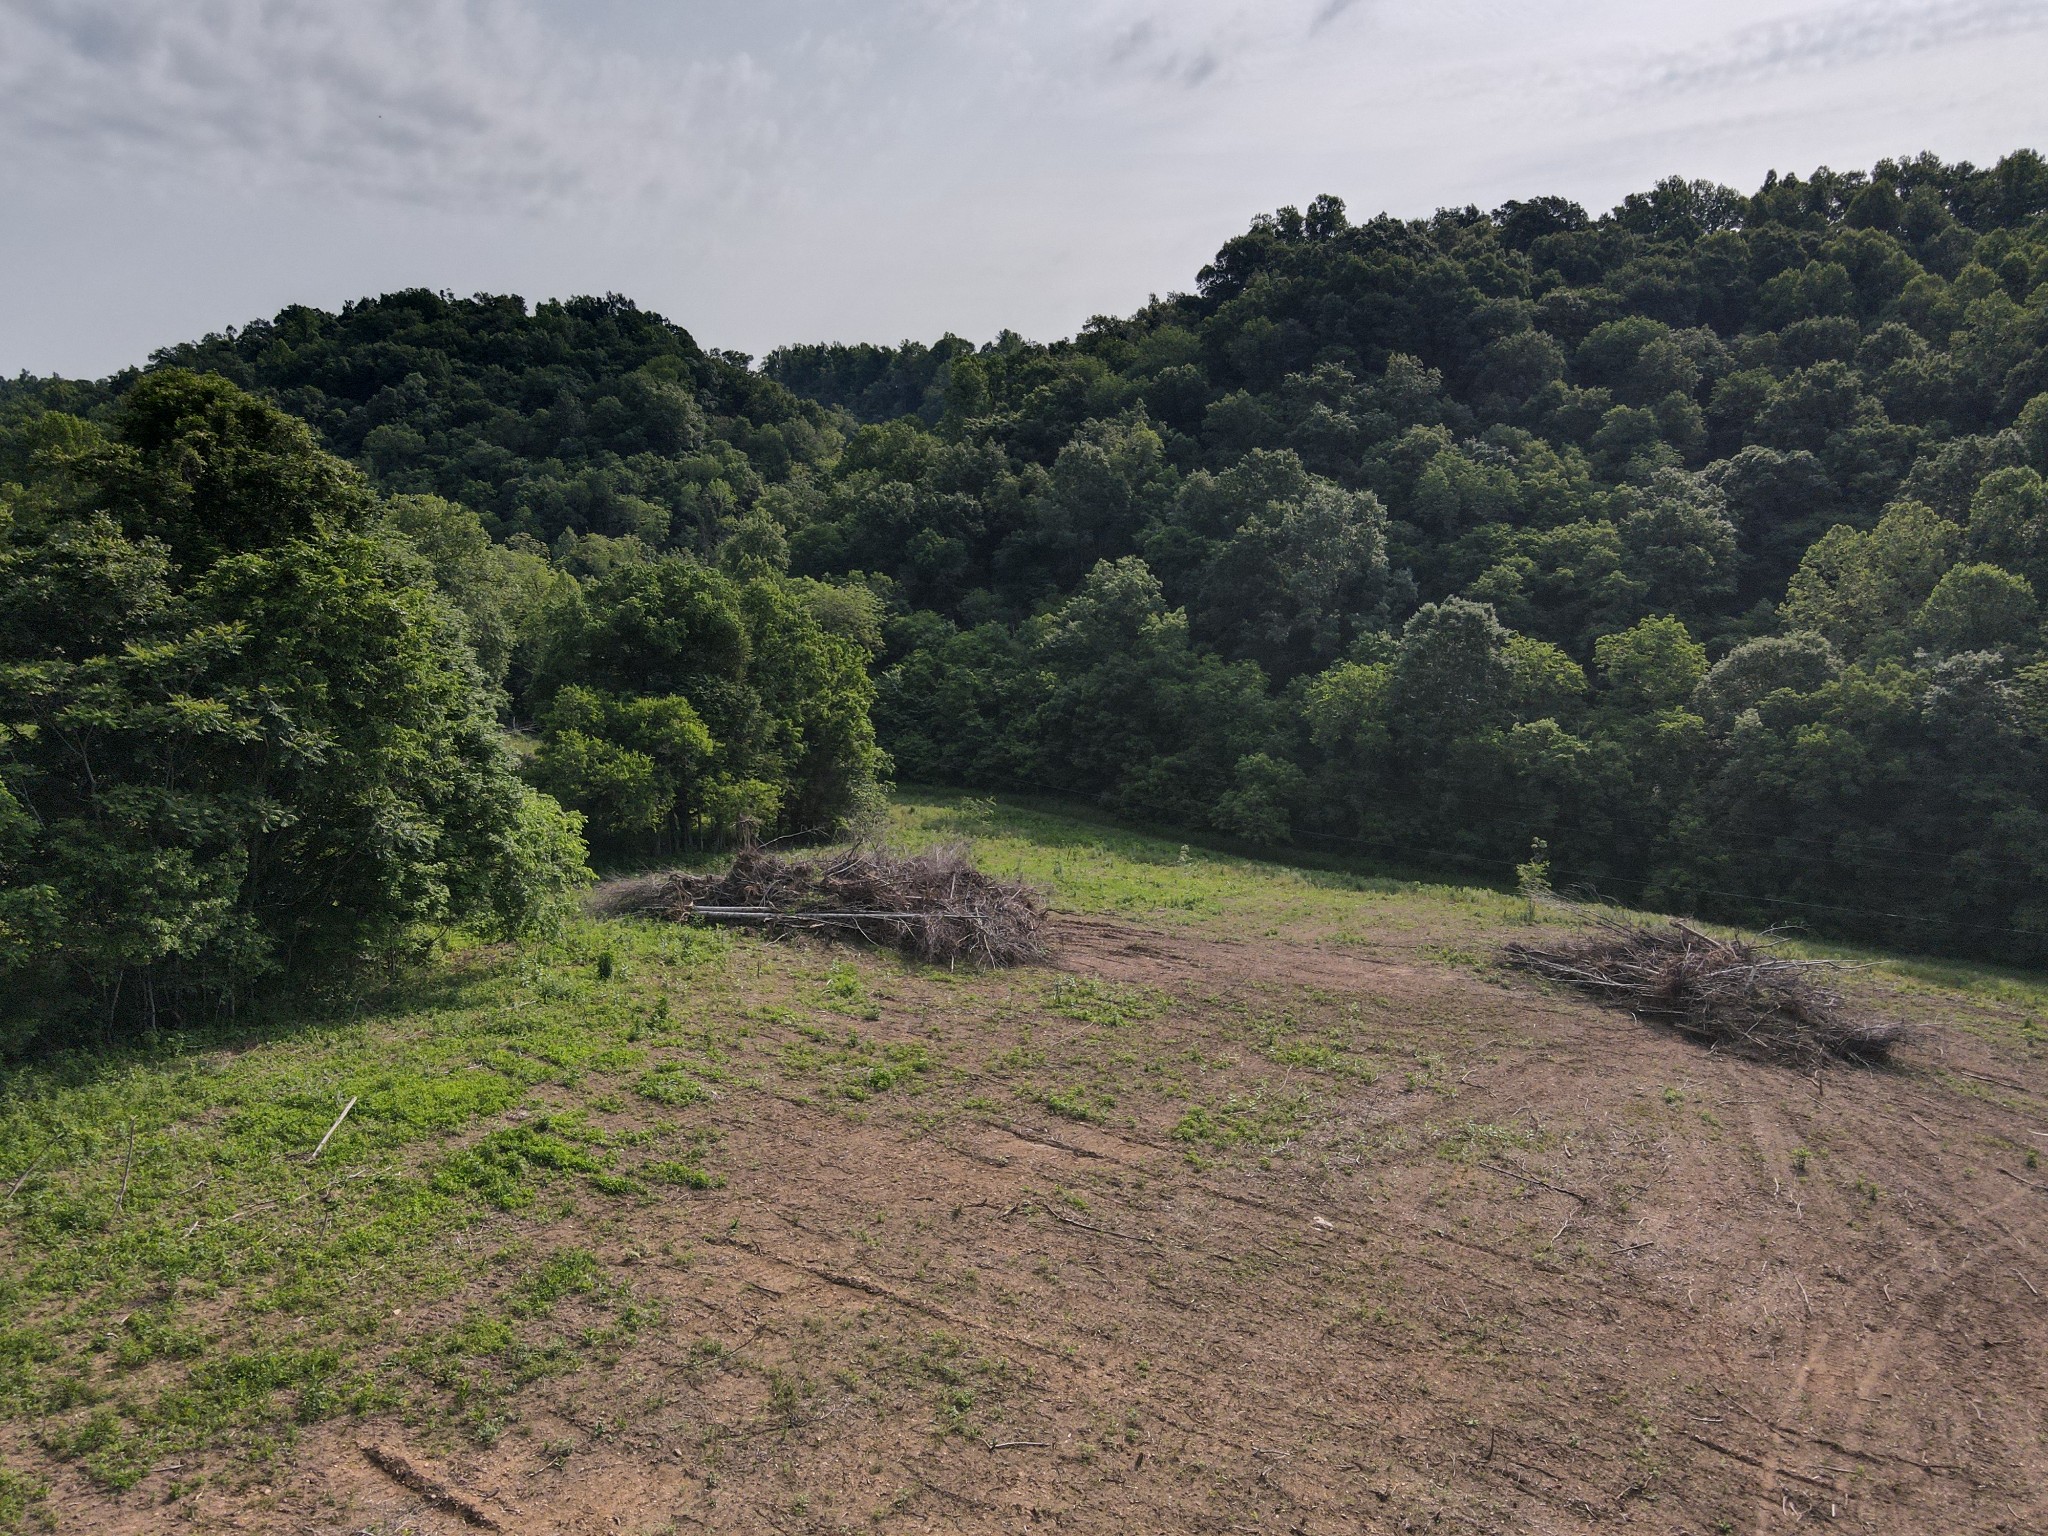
644,1161,723,1191
1256,1021,1379,1082
766,1368,812,1426
1171,1088,1311,1152
1044,976,1164,1028
1025,1084,1116,1123
509,1249,600,1317
1514,838,1551,922
0,1467,48,1532
635,1065,715,1107
1431,1120,1532,1162
435,1123,611,1210
823,963,880,1020
780,1034,932,1101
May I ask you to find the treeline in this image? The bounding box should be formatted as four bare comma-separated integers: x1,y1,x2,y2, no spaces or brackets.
6,149,2048,988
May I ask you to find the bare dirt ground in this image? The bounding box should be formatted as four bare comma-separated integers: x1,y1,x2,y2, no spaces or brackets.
28,902,2048,1535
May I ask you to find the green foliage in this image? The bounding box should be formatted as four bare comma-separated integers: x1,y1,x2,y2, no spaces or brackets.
527,556,883,844
147,292,833,549
1595,617,1708,711
0,374,590,1049
1915,563,2037,653
0,1467,49,1533
1781,501,1962,657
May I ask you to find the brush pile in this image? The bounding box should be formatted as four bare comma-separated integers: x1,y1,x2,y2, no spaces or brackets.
1502,917,1907,1067
657,845,1048,967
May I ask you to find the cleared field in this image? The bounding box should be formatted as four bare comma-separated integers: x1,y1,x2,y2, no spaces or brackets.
1,793,2045,1534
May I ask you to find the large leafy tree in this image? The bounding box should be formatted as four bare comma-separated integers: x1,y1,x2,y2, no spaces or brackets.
0,372,587,1049
527,553,884,845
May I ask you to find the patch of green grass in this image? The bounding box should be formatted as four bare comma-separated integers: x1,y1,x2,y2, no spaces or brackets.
509,1249,601,1318
779,1032,932,1102
1022,1084,1116,1123
1043,976,1167,1029
820,962,881,1021
0,913,740,1490
888,790,1525,934
434,1121,612,1210
40,1343,386,1492
635,1064,716,1107
1430,1119,1533,1162
1252,1012,1381,1082
0,1467,49,1532
643,1161,723,1191
1171,1088,1313,1152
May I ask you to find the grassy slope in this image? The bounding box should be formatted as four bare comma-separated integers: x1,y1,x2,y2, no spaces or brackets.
0,792,2042,1531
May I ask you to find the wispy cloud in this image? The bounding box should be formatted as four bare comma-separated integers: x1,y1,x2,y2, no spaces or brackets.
1096,8,1241,88
0,0,776,209
1636,0,2048,95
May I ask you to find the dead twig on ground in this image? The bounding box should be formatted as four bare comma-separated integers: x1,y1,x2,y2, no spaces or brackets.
1053,1210,1156,1245
1005,1123,1110,1159
1474,1159,1592,1206
1682,1433,1838,1490
7,1147,49,1200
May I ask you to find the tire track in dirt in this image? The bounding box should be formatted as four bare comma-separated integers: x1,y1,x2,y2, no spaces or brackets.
1724,1044,2048,1532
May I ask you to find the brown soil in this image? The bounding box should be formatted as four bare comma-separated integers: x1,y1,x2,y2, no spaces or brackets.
30,912,2048,1534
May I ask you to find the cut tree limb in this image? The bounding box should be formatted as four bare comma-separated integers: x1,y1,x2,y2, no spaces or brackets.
1475,1159,1592,1206
307,1097,358,1163
360,1443,502,1530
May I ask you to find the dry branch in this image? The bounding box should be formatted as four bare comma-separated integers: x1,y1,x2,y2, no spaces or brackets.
360,1443,503,1530
1503,915,1907,1069
653,845,1048,967
6,1149,47,1200
307,1097,357,1163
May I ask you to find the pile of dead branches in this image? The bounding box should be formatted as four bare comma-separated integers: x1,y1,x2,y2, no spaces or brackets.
657,845,1048,967
1502,916,1907,1068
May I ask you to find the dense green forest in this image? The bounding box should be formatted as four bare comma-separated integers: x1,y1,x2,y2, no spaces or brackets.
7,148,2048,1040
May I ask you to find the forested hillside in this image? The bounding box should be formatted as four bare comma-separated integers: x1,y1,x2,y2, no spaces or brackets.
8,149,2048,976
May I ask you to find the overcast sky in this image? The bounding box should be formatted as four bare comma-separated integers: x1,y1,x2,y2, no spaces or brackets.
3,0,2045,378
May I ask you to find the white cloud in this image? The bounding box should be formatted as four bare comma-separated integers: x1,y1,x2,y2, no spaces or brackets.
0,0,775,208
